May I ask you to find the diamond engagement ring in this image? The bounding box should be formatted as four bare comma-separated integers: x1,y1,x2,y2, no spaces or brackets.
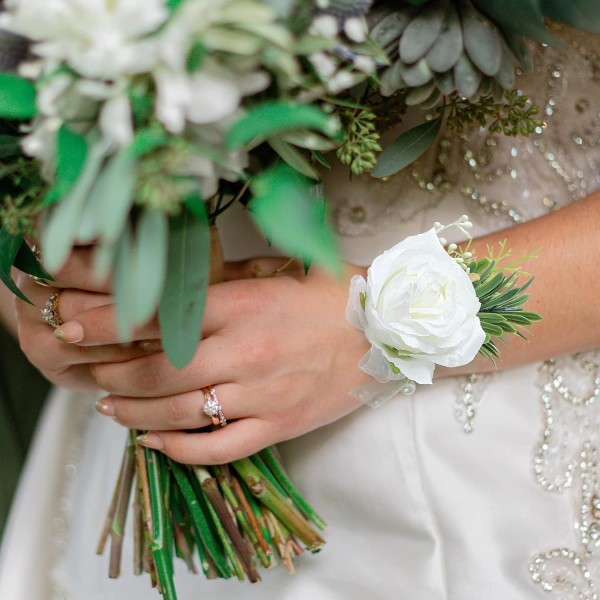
202,386,227,427
28,244,51,286
41,292,64,328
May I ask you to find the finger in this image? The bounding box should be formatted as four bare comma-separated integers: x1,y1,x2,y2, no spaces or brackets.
47,246,112,292
90,335,239,397
99,384,248,430
222,257,302,281
137,418,279,465
53,304,160,345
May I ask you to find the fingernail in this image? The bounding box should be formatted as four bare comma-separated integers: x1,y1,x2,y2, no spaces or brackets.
95,396,116,417
138,339,163,352
54,320,84,343
137,433,164,450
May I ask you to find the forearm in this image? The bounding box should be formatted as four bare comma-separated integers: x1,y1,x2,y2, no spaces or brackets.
438,191,600,376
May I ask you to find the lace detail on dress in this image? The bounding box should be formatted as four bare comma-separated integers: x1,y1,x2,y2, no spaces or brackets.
530,353,600,599
453,373,491,434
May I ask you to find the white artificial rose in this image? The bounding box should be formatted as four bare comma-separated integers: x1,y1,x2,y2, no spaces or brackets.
346,228,485,385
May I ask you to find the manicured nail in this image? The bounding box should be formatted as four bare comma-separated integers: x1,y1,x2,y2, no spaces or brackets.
95,396,115,417
137,433,164,450
54,320,84,343
138,339,163,352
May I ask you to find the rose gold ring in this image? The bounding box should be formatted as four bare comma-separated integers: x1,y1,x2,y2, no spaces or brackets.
202,386,227,427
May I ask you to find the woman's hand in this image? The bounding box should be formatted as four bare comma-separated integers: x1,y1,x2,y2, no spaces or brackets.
58,258,370,463
14,248,159,390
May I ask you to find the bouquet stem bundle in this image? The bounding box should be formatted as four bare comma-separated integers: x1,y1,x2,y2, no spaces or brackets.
98,432,326,597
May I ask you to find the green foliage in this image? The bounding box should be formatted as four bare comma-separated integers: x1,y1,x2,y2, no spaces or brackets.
249,163,341,277
0,73,37,120
468,243,542,361
444,90,544,136
159,205,210,369
0,227,29,302
226,102,340,149
372,117,442,178
336,108,382,175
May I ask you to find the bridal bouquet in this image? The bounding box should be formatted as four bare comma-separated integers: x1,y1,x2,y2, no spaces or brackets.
0,0,588,596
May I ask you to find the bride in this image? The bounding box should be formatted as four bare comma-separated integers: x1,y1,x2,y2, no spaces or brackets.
1,23,600,600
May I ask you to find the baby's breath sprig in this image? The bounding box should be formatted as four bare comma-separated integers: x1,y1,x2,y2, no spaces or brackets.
336,107,382,175
444,90,545,136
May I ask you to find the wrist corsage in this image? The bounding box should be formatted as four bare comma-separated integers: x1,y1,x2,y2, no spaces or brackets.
346,216,542,407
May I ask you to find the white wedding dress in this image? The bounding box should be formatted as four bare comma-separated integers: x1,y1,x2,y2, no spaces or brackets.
2,25,600,600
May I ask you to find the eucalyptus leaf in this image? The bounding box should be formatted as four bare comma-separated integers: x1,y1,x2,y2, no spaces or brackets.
113,222,135,339
372,117,441,178
43,125,87,206
159,207,210,369
0,73,36,120
268,136,320,180
41,136,107,272
130,209,169,324
226,102,339,149
97,146,138,244
249,163,341,277
0,227,29,302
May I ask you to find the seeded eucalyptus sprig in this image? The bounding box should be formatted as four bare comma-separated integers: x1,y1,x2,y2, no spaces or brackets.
336,107,382,175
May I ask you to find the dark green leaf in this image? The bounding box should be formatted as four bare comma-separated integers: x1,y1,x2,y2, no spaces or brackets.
249,163,341,277
159,207,210,368
0,73,37,120
43,125,88,206
226,102,339,149
371,117,441,178
541,0,600,33
0,134,21,158
0,227,29,302
131,127,168,156
13,241,54,281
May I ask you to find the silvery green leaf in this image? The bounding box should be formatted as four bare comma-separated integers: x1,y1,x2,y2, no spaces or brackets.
405,81,436,106
268,136,320,180
159,206,210,369
399,0,448,64
203,28,262,55
260,0,295,18
459,0,502,77
489,79,505,102
453,54,481,98
96,147,138,244
41,137,107,273
400,58,433,87
379,61,406,96
434,70,456,94
370,11,412,47
425,3,463,72
371,117,442,178
504,32,533,71
130,209,168,324
494,42,516,89
113,222,135,340
478,76,492,97
327,0,373,18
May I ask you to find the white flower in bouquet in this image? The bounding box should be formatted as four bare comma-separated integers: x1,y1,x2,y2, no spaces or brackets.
347,228,485,385
1,0,167,80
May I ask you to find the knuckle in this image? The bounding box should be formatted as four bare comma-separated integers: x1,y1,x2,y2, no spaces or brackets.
167,396,192,425
89,363,114,393
204,439,231,465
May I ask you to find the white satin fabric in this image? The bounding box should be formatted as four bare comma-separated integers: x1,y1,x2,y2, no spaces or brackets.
1,24,600,600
